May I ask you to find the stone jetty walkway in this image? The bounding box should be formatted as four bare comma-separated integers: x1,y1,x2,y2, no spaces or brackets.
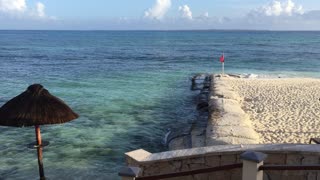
166,74,260,150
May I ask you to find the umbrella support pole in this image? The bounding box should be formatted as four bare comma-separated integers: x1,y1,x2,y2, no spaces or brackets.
35,125,45,180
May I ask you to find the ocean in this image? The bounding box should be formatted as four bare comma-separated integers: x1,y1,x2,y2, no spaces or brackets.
0,30,319,179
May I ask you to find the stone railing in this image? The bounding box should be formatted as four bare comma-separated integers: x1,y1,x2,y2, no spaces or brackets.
120,144,320,180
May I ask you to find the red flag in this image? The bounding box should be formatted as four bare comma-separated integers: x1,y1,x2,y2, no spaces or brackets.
220,54,225,63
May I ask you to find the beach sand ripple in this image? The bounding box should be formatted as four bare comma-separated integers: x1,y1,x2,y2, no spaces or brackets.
226,77,320,144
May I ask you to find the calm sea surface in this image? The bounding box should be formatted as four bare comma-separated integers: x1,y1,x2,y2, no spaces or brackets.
0,30,319,179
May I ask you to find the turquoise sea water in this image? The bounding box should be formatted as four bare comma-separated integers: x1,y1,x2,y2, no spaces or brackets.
0,30,320,179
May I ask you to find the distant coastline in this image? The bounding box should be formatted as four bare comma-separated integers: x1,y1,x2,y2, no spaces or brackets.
1,29,320,32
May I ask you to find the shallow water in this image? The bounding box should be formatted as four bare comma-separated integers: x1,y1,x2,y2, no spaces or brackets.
0,30,319,179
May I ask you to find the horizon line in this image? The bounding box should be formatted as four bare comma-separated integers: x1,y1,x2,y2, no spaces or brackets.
0,29,320,32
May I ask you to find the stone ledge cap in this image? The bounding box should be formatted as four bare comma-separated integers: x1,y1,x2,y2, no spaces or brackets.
125,149,151,162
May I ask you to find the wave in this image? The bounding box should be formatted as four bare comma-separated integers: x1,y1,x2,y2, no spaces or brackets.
163,129,171,145
230,73,291,79
237,72,320,79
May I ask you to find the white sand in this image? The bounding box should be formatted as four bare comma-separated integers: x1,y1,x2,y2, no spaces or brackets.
223,76,320,144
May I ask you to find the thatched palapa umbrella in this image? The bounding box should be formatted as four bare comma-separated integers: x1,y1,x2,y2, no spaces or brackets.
0,84,78,180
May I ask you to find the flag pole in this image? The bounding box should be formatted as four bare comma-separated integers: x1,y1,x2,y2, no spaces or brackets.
222,52,224,75
222,62,224,75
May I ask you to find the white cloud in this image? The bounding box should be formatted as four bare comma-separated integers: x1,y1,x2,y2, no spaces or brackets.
203,12,209,18
36,2,45,18
264,1,282,16
0,0,26,13
178,5,192,20
144,0,171,20
258,0,304,17
0,0,53,19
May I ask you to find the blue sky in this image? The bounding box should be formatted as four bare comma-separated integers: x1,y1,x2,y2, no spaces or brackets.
0,0,320,30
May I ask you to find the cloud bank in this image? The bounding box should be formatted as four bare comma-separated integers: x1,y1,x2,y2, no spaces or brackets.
141,0,320,30
251,0,304,17
1,0,320,30
238,0,320,30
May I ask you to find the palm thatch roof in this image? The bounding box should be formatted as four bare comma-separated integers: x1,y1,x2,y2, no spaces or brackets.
0,84,78,127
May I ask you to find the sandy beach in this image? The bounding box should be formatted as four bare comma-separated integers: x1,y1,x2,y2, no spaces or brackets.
215,76,320,144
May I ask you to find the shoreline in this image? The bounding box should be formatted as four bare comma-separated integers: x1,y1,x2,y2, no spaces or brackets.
208,74,320,144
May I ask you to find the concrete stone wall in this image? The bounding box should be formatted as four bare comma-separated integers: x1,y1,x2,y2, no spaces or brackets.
206,75,260,146
124,144,320,180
